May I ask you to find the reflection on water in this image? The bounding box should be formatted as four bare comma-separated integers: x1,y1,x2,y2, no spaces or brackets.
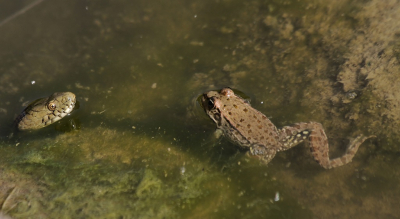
0,0,399,218
0,0,44,28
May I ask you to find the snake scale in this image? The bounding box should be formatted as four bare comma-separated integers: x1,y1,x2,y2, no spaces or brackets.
15,92,76,131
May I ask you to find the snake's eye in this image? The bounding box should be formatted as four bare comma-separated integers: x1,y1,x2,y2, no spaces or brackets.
47,102,56,111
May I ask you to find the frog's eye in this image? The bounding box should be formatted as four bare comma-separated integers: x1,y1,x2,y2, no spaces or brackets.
207,98,215,109
47,102,56,111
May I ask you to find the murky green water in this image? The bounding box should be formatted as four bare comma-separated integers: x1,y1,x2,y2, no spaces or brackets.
0,0,399,218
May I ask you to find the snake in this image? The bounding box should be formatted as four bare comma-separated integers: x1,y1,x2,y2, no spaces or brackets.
15,92,76,131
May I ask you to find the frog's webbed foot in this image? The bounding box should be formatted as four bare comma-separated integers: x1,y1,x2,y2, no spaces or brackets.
249,145,277,164
324,134,376,168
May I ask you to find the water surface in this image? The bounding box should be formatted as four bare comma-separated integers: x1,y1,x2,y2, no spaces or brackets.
0,0,399,218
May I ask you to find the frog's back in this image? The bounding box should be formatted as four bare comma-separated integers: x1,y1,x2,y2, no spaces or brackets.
217,89,281,148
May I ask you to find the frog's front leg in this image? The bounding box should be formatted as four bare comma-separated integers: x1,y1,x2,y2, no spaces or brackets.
278,122,374,169
249,145,277,164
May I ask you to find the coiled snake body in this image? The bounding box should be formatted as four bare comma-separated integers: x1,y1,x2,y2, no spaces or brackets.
15,92,76,131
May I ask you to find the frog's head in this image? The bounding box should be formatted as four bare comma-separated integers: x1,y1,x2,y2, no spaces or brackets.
201,90,221,125
201,88,234,126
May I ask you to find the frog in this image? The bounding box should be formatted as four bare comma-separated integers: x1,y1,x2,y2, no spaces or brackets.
201,88,374,169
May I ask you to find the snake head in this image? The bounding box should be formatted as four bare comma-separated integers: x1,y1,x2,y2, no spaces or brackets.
16,92,77,131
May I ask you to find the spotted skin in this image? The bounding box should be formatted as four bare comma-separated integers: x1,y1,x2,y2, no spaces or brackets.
15,92,76,131
201,88,374,169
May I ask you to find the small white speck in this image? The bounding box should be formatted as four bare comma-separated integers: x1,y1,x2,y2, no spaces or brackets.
274,191,280,201
261,101,263,104
31,81,35,85
85,6,88,10
361,176,367,181
194,14,197,18
180,167,186,175
151,83,157,89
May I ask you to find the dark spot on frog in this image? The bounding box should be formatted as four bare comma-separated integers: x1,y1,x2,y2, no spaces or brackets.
240,118,244,122
243,108,248,112
233,104,237,108
247,124,251,128
378,49,384,58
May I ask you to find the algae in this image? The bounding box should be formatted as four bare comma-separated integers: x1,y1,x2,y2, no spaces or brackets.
0,0,400,218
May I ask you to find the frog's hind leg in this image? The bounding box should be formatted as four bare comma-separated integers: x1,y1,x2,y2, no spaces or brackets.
249,145,277,164
279,122,374,169
278,123,313,151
